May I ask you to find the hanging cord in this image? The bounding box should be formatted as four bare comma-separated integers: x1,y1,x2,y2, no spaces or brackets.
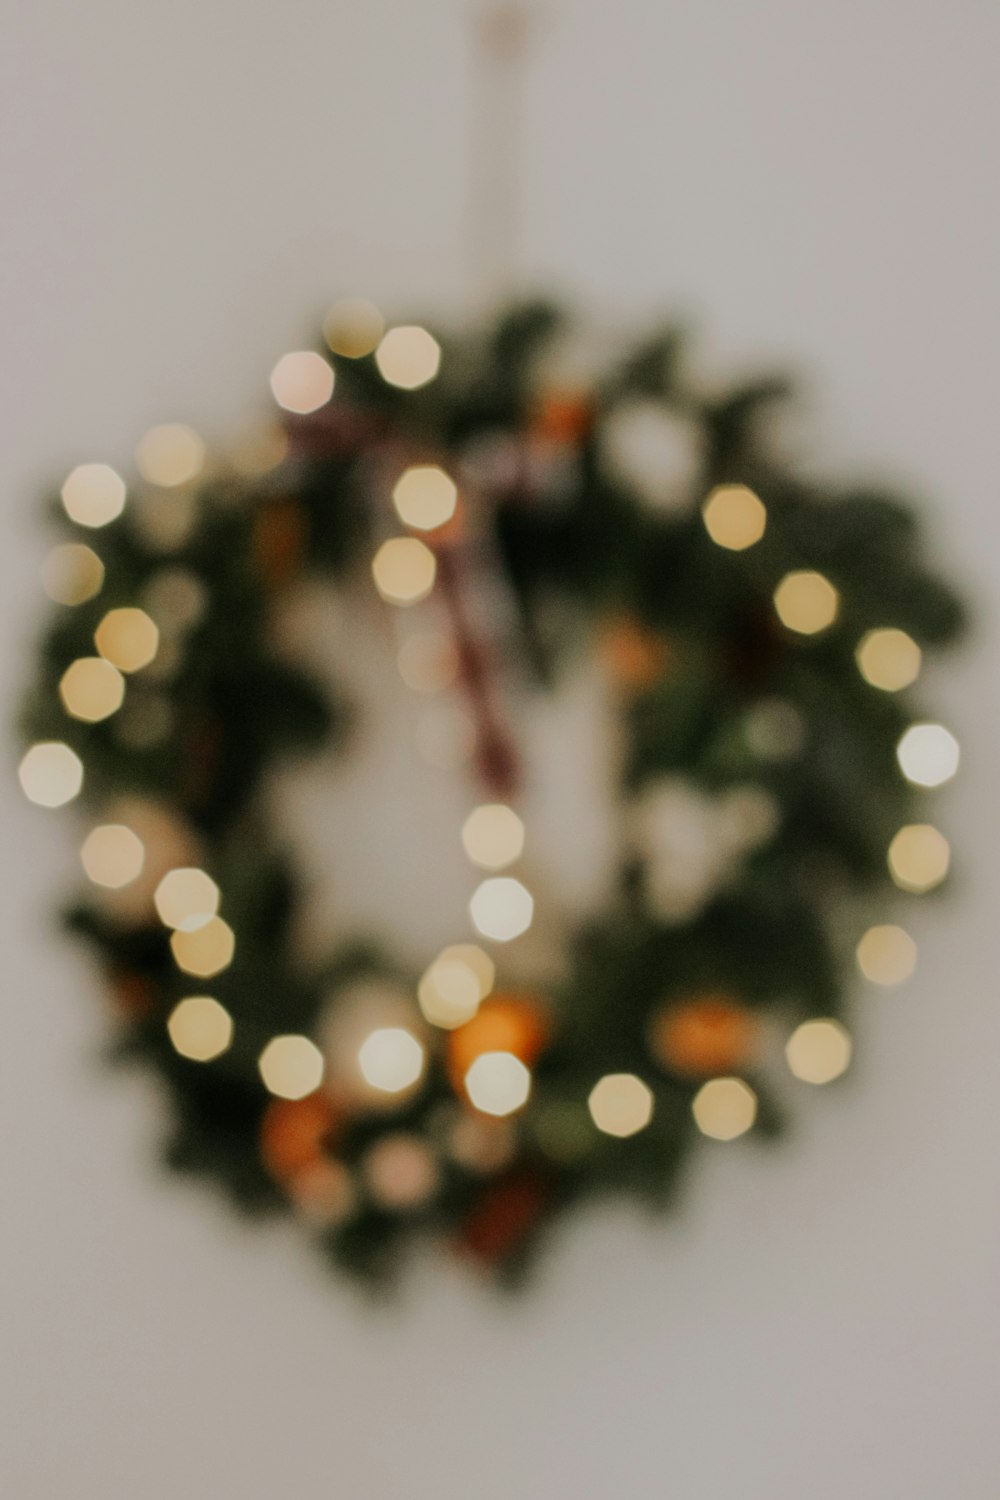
468,3,532,304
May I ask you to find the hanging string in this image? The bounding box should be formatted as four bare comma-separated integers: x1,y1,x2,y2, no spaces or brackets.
468,3,532,303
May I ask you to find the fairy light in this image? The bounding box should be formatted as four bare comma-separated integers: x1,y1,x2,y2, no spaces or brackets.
168,996,234,1063
80,824,145,888
773,570,839,635
41,543,104,605
154,868,220,930
363,1133,439,1209
701,484,767,551
888,824,950,894
856,628,921,692
322,298,385,358
396,631,458,693
392,465,458,531
785,1019,852,1084
371,537,436,605
587,1073,654,1137
60,463,126,528
357,1027,426,1094
417,951,485,1029
59,657,125,722
896,723,960,788
258,1034,325,1099
375,326,441,390
856,924,917,986
170,916,235,978
229,424,288,477
94,608,159,673
464,1051,531,1116
469,877,534,941
135,424,206,487
18,742,84,807
143,569,207,634
269,351,335,414
692,1077,758,1140
461,804,525,870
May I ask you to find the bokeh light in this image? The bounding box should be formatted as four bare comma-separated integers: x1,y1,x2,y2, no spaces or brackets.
258,1034,325,1099
358,1027,426,1094
701,484,767,551
773,570,839,634
856,924,917,986
692,1077,758,1140
154,868,220,930
464,1051,531,1116
80,823,145,889
888,824,950,893
375,326,441,389
363,1133,439,1209
461,803,525,870
94,608,159,673
322,298,385,358
170,916,235,977
896,723,960,787
418,950,486,1029
61,463,126,528
19,742,84,807
135,424,206,487
856,628,921,692
371,536,436,605
269,351,335,414
396,631,458,693
785,1018,852,1084
41,543,104,605
392,465,458,531
168,996,233,1062
469,877,534,941
587,1073,654,1137
59,656,125,722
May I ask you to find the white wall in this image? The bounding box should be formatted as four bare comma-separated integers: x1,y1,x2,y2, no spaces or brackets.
2,2,998,1495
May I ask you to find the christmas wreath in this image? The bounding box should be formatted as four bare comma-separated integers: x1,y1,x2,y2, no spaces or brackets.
18,299,965,1288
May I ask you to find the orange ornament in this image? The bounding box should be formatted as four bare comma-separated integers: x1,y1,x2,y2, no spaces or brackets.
253,498,305,588
532,391,593,446
599,615,670,693
651,993,758,1078
260,1092,340,1183
447,994,548,1095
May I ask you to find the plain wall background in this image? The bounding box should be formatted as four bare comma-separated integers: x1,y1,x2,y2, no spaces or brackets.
2,3,998,1495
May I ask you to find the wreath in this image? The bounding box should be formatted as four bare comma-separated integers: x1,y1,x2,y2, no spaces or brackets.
18,299,965,1288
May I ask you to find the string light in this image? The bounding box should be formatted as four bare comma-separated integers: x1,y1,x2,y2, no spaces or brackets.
170,916,235,978
18,742,83,807
701,484,767,551
396,631,458,693
60,463,126,528
258,1034,325,1099
40,543,104,605
888,824,950,894
135,424,206,487
269,351,335,414
856,924,916,986
154,868,220,930
357,1027,426,1094
229,424,288,477
371,537,436,605
856,628,921,691
392,465,458,531
461,804,525,870
59,657,125,722
785,1019,852,1084
167,996,233,1062
322,298,385,358
94,607,159,673
469,877,534,941
773,570,839,634
587,1074,654,1137
896,723,960,788
464,1051,531,1116
80,824,145,889
417,951,485,1029
375,326,441,390
363,1133,439,1209
692,1077,758,1140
